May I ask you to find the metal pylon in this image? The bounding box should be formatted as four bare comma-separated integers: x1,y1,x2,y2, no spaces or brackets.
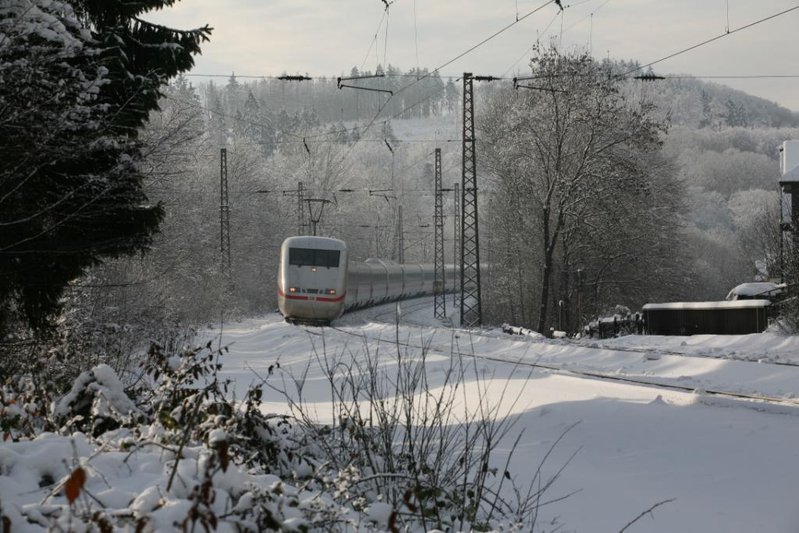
433,148,446,319
453,182,460,308
460,73,482,327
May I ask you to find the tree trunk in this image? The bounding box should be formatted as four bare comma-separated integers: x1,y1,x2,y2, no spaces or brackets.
537,247,554,334
537,205,554,333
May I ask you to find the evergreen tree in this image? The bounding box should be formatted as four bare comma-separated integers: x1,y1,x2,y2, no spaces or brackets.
699,90,714,129
0,0,211,331
724,98,749,128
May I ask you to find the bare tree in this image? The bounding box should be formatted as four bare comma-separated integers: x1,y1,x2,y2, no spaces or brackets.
480,44,681,332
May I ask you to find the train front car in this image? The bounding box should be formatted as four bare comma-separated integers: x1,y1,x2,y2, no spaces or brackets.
277,236,348,324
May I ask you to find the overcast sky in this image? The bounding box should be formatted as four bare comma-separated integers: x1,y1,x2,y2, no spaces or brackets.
148,0,799,111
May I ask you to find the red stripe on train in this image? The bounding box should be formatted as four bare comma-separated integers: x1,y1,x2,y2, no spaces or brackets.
278,289,346,303
317,294,346,302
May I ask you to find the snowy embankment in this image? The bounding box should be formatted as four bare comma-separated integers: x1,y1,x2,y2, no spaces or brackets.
3,297,799,532
207,300,799,532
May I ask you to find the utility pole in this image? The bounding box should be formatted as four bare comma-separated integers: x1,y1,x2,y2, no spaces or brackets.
296,182,305,234
460,72,483,327
387,138,398,261
576,268,584,334
278,181,307,234
220,148,231,271
434,148,446,319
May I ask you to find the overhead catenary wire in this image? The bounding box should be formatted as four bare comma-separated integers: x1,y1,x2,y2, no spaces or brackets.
179,69,799,83
413,0,420,75
162,85,460,161
622,4,799,77
562,0,611,33
182,3,799,131
324,0,555,172
501,11,561,78
360,7,389,72
165,62,799,155
726,0,731,33
382,1,390,68
163,1,799,171
161,67,791,181
396,0,555,98
319,0,554,178
178,2,799,89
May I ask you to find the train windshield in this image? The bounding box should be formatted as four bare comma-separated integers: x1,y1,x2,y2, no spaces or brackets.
288,247,341,268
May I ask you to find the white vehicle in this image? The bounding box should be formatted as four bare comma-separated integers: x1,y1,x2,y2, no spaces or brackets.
277,236,348,323
277,236,456,324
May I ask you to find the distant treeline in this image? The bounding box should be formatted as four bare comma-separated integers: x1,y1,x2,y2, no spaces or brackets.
201,65,458,126
195,60,799,152
604,59,799,129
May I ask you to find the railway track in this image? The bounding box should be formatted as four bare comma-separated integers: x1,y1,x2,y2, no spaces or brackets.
320,312,799,409
372,298,799,369
579,342,799,368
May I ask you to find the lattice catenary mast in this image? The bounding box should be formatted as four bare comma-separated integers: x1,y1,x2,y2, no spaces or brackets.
460,73,482,327
453,182,460,308
433,148,446,319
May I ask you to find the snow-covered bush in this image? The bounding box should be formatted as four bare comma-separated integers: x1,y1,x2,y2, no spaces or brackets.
587,305,644,338
266,334,556,531
0,342,354,531
1,372,56,442
54,364,143,436
1,329,566,531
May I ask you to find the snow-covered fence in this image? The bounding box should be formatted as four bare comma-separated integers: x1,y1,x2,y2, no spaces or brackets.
587,314,644,339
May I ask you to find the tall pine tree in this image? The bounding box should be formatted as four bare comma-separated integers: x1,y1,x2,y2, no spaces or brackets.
0,0,211,331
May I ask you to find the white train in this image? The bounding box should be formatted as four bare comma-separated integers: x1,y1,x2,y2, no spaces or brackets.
277,236,456,324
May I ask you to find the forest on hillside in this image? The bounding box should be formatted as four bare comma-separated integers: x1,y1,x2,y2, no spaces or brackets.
5,43,799,356
70,51,798,340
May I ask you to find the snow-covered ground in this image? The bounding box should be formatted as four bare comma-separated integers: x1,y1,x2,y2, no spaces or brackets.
3,297,799,531
206,299,799,532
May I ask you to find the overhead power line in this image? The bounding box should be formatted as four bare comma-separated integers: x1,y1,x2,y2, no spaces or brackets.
184,72,493,81
378,0,554,104
180,71,799,82
667,74,799,80
322,0,554,178
624,4,799,76
164,2,799,173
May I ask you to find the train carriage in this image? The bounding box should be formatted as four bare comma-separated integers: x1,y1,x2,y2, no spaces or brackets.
278,236,457,325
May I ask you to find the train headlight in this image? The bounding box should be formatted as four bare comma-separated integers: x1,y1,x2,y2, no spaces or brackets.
311,267,317,272
288,287,298,293
327,288,336,295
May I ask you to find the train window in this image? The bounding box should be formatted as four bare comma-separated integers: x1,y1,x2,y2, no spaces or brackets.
289,248,313,266
289,248,341,268
320,250,341,267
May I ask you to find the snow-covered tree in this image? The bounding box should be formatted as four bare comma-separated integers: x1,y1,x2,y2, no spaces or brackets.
480,44,682,332
0,0,210,331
